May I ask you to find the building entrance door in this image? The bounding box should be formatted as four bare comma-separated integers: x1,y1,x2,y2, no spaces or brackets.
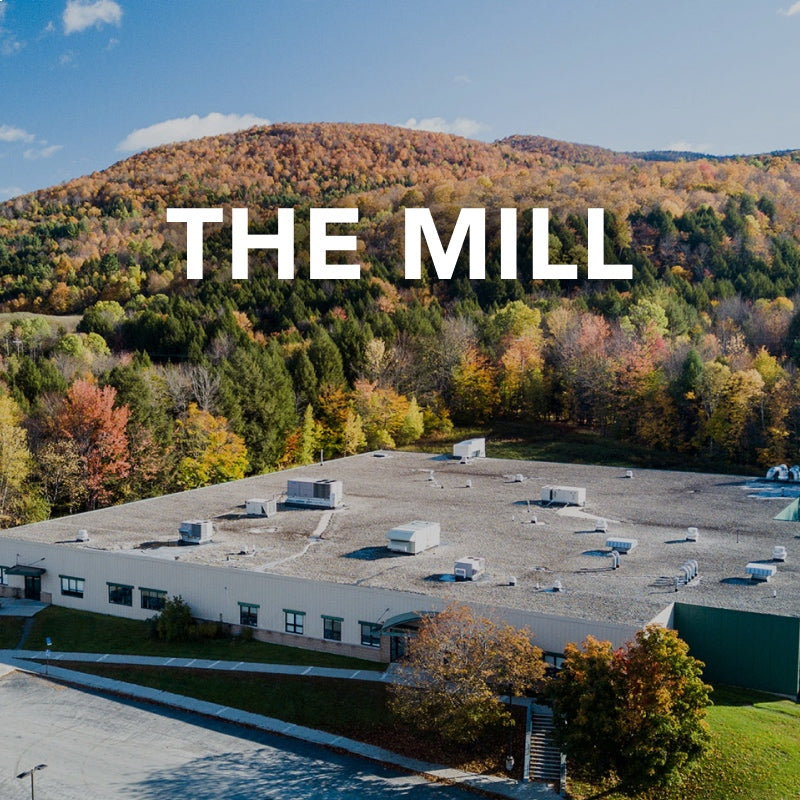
24,575,41,601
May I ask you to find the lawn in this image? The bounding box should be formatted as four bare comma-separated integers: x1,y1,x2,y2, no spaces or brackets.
0,616,25,648
48,659,800,797
50,661,522,777
410,421,751,475
568,686,800,800
25,606,384,671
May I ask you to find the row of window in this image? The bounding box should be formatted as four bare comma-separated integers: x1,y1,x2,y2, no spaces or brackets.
55,575,382,648
237,605,381,647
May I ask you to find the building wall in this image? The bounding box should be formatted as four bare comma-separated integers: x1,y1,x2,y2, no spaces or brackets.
673,602,800,698
0,537,640,661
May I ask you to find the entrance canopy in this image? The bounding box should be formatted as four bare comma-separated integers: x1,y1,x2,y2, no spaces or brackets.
5,565,46,577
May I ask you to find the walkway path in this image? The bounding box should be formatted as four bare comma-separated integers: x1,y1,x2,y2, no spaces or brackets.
0,649,558,799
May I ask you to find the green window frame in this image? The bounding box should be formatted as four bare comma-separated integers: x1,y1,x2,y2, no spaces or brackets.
60,574,85,598
322,615,342,641
107,582,133,606
239,602,259,627
284,608,305,635
360,621,381,648
140,587,167,611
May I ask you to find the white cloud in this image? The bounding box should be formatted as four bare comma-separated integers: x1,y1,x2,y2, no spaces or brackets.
780,1,800,14
402,116,484,138
0,124,34,143
24,144,64,160
117,112,271,152
63,0,123,34
0,187,24,201
453,74,471,84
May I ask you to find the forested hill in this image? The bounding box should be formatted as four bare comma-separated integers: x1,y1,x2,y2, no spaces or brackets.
4,122,800,525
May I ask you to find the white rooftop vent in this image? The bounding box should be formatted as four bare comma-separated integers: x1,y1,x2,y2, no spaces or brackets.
514,473,524,483
625,469,633,479
454,556,485,581
552,579,563,592
595,518,608,533
246,498,277,518
686,527,699,542
746,562,777,582
772,545,787,562
508,576,517,586
179,520,214,544
606,537,637,553
76,529,89,542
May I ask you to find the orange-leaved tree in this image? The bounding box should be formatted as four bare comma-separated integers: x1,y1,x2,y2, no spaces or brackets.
389,603,545,743
52,379,131,509
549,625,711,791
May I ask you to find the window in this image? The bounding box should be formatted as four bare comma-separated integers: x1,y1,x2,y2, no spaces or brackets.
284,609,305,635
107,583,133,606
60,575,84,598
140,588,167,611
239,603,259,627
360,621,381,648
322,616,342,641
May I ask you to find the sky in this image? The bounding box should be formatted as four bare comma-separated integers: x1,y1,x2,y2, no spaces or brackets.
2,0,800,200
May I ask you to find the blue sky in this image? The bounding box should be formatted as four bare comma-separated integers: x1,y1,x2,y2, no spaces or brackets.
2,0,800,200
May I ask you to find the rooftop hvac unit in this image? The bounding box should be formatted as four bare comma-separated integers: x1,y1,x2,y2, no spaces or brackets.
76,529,89,542
179,520,214,544
595,518,608,533
246,498,277,518
686,527,699,542
773,545,787,562
541,485,586,507
746,562,777,582
605,537,637,553
452,438,486,460
285,478,343,508
790,466,800,482
386,520,440,555
454,556,485,581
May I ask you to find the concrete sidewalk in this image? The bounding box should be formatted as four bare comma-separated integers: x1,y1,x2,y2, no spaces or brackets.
0,650,559,800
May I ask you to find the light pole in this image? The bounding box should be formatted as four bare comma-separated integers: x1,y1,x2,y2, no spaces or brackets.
16,763,46,799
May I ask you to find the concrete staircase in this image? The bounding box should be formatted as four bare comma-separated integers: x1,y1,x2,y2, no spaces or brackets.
529,712,562,783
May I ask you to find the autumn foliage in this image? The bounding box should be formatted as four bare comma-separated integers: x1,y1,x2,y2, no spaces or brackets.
389,603,545,743
549,626,712,791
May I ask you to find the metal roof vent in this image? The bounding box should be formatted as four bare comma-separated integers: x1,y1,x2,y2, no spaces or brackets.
76,529,89,542
552,580,563,592
595,518,608,533
625,469,633,479
686,527,699,542
773,545,787,562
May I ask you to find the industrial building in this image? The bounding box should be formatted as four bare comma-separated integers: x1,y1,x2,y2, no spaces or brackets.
1,451,799,696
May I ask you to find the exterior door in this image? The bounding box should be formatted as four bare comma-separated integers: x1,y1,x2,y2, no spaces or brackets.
24,576,41,601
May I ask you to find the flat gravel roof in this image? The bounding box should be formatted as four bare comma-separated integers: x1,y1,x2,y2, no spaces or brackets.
7,451,800,627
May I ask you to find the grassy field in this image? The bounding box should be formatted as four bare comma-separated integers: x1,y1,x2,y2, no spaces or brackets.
51,661,520,777
569,686,800,800
48,660,800,797
0,311,82,333
412,421,752,475
0,616,25,648
25,606,383,671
